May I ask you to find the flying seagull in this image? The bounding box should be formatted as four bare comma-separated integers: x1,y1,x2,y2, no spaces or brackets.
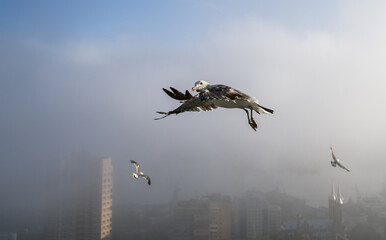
130,160,151,185
330,147,350,172
155,80,274,131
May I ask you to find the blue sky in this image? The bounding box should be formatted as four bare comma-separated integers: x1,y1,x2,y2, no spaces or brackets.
1,0,339,44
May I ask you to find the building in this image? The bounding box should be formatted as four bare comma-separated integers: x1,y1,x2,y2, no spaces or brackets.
283,217,333,240
245,191,264,239
329,184,345,237
283,185,347,240
0,232,17,240
233,191,282,239
172,199,209,240
46,156,113,240
262,204,282,235
171,194,231,240
207,194,231,240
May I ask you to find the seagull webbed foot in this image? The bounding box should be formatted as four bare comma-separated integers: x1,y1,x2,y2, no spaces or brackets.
250,118,257,131
243,108,257,131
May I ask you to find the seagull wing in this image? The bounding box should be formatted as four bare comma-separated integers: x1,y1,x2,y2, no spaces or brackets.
337,162,350,172
130,160,140,173
142,175,151,185
201,84,251,102
330,147,337,162
155,88,218,120
162,87,194,100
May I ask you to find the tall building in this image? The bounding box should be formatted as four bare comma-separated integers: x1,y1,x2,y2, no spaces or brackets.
245,191,263,239
207,194,231,240
262,204,282,235
329,184,345,238
233,191,282,239
46,157,113,240
171,194,231,240
0,232,17,240
172,198,209,240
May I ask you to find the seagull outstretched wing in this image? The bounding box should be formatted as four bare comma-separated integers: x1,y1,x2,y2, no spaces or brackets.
142,175,151,185
155,88,217,120
130,160,140,173
330,147,337,162
337,162,350,172
330,147,350,172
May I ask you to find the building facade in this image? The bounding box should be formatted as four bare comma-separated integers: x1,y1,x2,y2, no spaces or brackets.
0,232,17,240
232,191,282,239
329,184,345,238
171,194,231,240
46,157,113,240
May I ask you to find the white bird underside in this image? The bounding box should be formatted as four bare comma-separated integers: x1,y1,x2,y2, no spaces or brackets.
155,81,274,131
130,160,151,185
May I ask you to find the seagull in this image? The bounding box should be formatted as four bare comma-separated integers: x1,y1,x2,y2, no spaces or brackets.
130,160,151,185
330,147,350,172
155,80,274,131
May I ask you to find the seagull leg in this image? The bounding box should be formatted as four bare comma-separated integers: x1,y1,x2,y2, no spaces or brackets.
243,108,257,131
249,108,258,130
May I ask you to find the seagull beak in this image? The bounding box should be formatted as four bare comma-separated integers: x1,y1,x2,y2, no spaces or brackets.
192,87,196,91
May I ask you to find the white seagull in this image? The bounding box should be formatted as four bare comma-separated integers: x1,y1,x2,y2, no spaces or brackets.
130,160,151,185
155,80,274,131
330,147,350,172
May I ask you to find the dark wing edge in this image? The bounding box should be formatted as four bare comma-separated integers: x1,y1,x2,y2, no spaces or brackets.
130,160,140,172
155,92,218,120
337,162,350,172
162,87,194,101
143,175,151,185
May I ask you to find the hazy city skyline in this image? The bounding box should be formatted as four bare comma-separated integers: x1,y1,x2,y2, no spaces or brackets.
1,1,386,221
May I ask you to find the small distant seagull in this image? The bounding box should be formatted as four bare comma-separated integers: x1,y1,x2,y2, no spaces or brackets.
330,147,350,172
130,160,151,185
155,80,274,131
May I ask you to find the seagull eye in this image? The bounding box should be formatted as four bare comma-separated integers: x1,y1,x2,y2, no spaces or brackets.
200,82,203,85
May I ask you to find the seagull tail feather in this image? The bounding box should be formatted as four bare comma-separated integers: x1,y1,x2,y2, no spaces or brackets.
260,105,274,114
253,104,274,114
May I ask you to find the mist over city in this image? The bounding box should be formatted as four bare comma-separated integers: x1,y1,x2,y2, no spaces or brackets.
1,1,386,239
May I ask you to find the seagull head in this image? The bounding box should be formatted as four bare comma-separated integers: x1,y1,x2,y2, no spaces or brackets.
192,80,210,91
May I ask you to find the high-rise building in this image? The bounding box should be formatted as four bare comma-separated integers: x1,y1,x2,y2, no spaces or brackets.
262,204,282,235
46,156,113,240
100,158,113,239
172,199,209,240
207,194,231,240
0,232,17,240
171,194,231,240
233,191,282,239
245,191,263,239
329,184,345,238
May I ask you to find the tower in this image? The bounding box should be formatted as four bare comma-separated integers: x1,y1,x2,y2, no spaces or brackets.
329,184,345,237
47,156,113,240
245,191,263,239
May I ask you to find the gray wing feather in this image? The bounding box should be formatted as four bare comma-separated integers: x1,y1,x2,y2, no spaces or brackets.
162,87,194,101
200,85,250,102
142,175,151,185
337,162,350,172
156,88,218,120
330,147,337,162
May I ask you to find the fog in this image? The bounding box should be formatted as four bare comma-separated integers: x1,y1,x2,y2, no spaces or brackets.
1,1,386,230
